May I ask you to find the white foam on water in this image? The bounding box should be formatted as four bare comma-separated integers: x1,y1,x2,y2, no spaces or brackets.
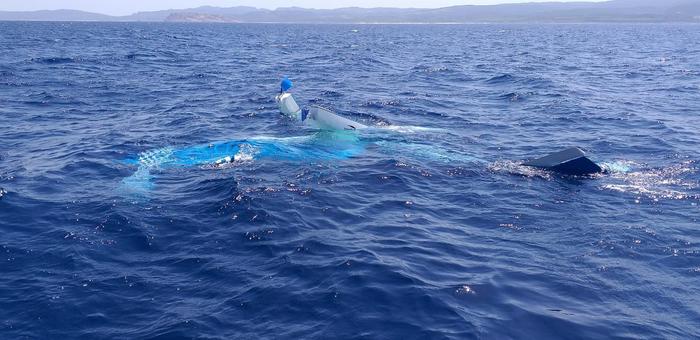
487,160,553,179
600,160,636,174
600,160,699,200
374,140,481,164
234,143,257,162
249,135,311,142
205,143,260,169
371,125,445,134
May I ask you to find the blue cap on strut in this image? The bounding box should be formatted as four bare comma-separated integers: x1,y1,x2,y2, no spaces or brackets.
280,78,293,92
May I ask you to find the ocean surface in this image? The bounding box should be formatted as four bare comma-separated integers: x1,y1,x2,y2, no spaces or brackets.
1,22,699,339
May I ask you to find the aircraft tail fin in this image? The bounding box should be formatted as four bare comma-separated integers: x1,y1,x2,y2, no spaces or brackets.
523,147,602,175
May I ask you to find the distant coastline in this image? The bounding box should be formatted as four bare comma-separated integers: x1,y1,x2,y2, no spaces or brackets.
1,0,699,23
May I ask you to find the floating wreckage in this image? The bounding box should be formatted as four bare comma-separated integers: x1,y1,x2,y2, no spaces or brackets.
523,147,602,176
276,78,603,176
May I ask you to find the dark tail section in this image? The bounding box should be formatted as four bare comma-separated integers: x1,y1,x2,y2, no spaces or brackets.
523,147,602,176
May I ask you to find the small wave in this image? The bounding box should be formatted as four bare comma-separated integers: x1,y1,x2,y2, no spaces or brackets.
174,72,219,81
0,188,6,199
124,52,157,60
31,57,77,64
357,56,391,67
320,90,343,98
21,91,87,107
411,65,451,73
485,74,514,84
360,99,401,108
498,91,534,102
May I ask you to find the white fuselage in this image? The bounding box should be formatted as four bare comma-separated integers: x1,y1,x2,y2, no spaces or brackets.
276,92,367,131
276,92,302,119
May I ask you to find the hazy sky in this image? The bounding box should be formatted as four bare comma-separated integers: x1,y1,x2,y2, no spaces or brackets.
2,0,602,16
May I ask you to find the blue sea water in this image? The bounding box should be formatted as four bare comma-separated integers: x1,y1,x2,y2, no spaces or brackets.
1,22,700,339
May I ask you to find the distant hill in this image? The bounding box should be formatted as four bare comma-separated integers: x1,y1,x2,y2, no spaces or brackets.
1,0,699,23
0,9,113,21
164,13,241,23
128,6,262,22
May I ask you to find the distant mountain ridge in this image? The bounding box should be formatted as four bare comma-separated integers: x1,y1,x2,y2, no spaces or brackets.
1,0,699,23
